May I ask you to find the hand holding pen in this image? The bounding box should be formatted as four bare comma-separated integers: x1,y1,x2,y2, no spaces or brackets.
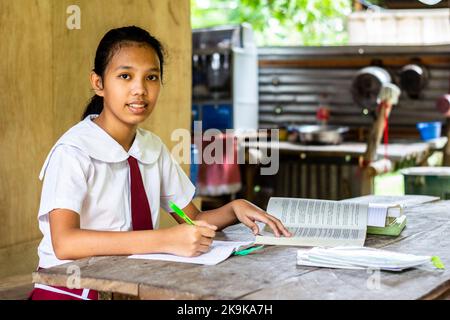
167,201,217,257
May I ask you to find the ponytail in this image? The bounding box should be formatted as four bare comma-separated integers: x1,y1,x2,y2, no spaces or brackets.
81,95,104,120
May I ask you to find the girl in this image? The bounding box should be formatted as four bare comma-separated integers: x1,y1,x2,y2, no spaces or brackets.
29,26,291,300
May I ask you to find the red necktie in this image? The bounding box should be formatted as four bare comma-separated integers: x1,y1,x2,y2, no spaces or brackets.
128,156,153,230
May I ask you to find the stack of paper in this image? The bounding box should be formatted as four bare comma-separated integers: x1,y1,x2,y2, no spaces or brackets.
297,246,432,271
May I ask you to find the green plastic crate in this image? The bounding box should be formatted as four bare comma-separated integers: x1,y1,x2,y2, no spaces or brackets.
401,167,450,200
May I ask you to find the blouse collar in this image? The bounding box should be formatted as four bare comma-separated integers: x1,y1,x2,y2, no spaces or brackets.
39,115,162,179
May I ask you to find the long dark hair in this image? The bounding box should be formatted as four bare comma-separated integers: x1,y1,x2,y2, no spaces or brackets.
81,26,165,120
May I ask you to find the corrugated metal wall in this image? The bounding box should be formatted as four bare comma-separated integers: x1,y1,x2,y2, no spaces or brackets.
258,45,450,137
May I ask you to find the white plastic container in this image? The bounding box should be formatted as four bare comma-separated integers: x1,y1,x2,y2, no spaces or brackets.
348,9,450,45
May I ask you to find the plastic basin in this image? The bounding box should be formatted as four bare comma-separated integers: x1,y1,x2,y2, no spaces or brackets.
416,122,442,141
401,167,450,199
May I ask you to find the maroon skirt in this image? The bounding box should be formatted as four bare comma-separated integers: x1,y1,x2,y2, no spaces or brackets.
29,268,98,300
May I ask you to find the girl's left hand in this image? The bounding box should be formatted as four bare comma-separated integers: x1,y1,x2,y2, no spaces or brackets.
231,199,292,237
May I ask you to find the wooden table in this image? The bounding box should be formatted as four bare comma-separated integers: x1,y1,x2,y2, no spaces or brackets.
32,199,450,300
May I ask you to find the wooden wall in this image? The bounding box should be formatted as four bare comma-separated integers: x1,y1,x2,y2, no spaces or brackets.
0,0,192,279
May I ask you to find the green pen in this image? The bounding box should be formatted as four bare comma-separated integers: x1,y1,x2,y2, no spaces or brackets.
168,200,195,225
234,245,264,256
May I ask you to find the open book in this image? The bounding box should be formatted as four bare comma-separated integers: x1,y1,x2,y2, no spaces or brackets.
256,195,439,246
255,197,369,247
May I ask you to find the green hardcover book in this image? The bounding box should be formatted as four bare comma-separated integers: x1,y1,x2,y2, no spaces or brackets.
367,215,407,236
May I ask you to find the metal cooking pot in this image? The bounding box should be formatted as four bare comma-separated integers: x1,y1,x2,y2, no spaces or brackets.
351,66,392,111
399,64,428,99
295,125,349,145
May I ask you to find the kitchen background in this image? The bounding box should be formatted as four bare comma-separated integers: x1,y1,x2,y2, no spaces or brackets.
189,0,450,210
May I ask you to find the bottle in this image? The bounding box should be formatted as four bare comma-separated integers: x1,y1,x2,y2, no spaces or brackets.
316,106,330,127
316,94,330,127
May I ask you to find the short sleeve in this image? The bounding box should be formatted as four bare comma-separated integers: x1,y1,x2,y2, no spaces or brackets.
38,145,92,218
159,144,196,212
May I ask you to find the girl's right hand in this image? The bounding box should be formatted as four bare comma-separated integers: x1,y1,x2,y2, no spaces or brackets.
166,220,217,257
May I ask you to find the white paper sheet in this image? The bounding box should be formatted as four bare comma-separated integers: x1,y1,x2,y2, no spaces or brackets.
128,240,253,265
297,246,431,271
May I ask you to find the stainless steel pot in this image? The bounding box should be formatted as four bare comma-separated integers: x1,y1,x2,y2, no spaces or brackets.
399,64,428,99
295,125,349,145
351,66,392,111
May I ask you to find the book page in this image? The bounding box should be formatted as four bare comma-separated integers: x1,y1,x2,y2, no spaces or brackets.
255,198,368,247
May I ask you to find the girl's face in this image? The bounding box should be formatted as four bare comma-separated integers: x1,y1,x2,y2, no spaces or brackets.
93,44,162,128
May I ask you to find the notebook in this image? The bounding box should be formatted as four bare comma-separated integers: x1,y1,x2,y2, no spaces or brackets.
128,240,254,265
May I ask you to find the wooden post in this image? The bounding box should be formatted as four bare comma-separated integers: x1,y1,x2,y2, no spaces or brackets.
245,164,257,202
436,94,450,166
361,84,401,195
444,120,450,166
363,100,393,164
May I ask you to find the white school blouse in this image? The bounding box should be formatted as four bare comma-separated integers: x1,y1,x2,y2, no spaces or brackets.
37,115,195,268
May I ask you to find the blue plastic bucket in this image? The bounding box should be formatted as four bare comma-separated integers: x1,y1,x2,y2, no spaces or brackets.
416,122,442,141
